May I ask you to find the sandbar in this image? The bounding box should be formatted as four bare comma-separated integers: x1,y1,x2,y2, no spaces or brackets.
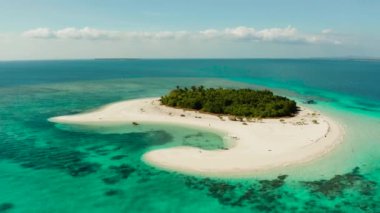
49,97,344,177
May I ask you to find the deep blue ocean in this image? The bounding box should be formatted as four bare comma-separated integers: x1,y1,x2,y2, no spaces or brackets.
1,59,380,101
0,59,379,212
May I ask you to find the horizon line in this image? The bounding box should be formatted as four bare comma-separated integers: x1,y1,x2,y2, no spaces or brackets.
1,56,380,62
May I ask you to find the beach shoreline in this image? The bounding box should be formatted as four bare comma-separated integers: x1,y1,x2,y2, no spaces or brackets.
49,97,344,178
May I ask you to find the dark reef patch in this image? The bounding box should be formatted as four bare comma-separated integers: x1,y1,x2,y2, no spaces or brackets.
0,135,101,177
302,167,377,199
301,167,380,212
259,175,288,190
0,120,174,180
110,155,127,160
184,175,292,211
102,164,136,185
104,189,124,197
102,177,120,185
67,162,101,177
183,169,380,212
110,164,136,178
0,203,14,212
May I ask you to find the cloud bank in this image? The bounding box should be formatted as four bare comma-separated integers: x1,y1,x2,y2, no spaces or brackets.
23,27,118,40
200,26,341,45
22,26,341,45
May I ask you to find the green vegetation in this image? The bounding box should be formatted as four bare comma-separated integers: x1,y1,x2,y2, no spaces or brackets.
160,86,298,118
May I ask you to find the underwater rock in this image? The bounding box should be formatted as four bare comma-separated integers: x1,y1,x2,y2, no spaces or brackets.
109,164,136,179
0,203,14,212
102,164,136,185
67,162,101,177
259,175,288,191
110,155,127,160
20,162,37,169
104,189,124,197
304,100,317,104
102,177,120,185
207,182,237,205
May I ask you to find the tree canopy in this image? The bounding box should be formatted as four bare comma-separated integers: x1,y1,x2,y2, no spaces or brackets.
160,86,298,118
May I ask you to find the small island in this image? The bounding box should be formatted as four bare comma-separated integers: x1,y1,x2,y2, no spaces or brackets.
49,87,343,177
161,86,298,118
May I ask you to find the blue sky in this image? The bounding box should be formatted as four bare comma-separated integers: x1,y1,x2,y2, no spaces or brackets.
0,0,379,59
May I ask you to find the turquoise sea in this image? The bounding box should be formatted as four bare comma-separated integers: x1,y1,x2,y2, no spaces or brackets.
0,59,380,212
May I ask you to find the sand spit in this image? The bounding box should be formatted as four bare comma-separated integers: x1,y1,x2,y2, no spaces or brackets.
49,97,344,177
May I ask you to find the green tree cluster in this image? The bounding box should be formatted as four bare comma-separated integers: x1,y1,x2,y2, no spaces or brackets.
160,86,298,118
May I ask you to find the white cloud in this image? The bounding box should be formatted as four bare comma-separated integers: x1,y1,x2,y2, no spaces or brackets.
22,26,341,45
223,26,298,41
23,28,54,39
224,26,257,39
23,27,118,40
55,27,118,40
322,29,333,34
219,26,340,44
254,26,298,41
125,30,190,40
199,29,220,39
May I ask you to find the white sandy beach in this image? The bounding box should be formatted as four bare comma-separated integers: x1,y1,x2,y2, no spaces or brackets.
49,97,344,177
